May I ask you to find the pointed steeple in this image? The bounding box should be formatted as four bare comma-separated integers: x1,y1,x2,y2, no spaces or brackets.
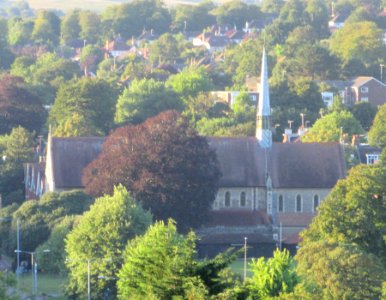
256,47,272,148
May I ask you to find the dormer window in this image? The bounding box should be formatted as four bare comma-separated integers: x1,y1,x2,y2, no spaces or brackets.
296,195,302,212
313,195,319,212
278,195,284,212
366,154,380,165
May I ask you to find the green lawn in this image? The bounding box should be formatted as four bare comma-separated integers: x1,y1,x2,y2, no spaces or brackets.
229,258,254,278
17,273,66,299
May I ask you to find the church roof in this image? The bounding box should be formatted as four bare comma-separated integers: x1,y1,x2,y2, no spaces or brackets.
49,137,105,189
208,138,346,189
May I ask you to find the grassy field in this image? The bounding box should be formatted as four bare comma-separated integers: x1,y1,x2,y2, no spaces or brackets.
229,258,254,278
17,273,66,299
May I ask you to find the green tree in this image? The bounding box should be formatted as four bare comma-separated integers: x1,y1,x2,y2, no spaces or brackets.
330,21,386,68
120,54,148,82
31,10,61,46
65,185,152,299
351,101,377,131
149,33,180,64
0,127,35,205
117,220,199,299
369,103,386,148
301,110,364,143
301,163,386,259
296,241,385,299
7,17,33,46
54,112,104,137
247,249,299,299
35,215,80,274
61,10,81,45
0,271,16,300
80,44,104,74
115,78,182,125
49,77,118,135
79,10,101,44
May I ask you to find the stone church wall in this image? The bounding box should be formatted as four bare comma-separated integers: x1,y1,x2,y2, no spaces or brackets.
213,187,266,211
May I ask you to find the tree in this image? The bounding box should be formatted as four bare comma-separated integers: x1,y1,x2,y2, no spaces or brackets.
301,163,386,259
0,75,46,134
301,110,364,143
329,21,386,68
7,17,33,46
296,241,385,299
79,44,104,74
61,10,81,45
149,33,180,64
247,249,299,299
211,1,262,29
65,186,152,299
31,10,60,46
0,127,35,205
117,220,199,299
78,10,101,44
351,102,377,131
49,78,118,135
83,111,221,230
7,190,94,256
0,271,16,300
54,112,103,137
115,78,182,125
368,103,386,148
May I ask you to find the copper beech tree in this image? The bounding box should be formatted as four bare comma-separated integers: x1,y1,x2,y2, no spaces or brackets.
83,110,221,230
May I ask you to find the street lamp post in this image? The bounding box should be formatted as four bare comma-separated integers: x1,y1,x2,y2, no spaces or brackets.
380,64,385,82
243,237,248,282
14,249,50,296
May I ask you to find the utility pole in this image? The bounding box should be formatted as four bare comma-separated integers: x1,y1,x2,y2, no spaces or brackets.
243,237,248,282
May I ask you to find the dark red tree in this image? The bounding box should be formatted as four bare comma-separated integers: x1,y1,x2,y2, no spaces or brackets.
0,75,46,134
83,110,221,230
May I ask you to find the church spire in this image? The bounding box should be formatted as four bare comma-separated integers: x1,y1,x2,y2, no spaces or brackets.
256,47,272,148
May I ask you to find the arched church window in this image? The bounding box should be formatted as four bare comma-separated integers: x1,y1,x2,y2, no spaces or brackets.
313,195,319,212
225,191,231,207
240,192,246,207
296,195,302,212
278,195,284,212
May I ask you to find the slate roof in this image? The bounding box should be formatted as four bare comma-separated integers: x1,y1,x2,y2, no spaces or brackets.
356,144,382,164
206,210,270,227
49,137,105,189
277,212,316,227
208,138,346,189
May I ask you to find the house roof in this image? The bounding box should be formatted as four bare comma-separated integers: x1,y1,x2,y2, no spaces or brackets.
50,137,105,189
206,210,270,227
356,144,382,164
208,138,346,188
277,212,316,227
351,76,386,87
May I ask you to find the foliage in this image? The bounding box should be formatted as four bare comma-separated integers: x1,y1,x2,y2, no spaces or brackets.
117,220,199,299
247,249,299,299
61,10,81,45
0,75,46,134
0,127,35,204
7,17,33,46
115,78,182,125
301,110,364,143
79,10,101,44
83,110,221,231
50,77,118,135
54,112,104,137
351,102,377,131
6,190,93,256
368,103,386,148
0,271,17,300
35,215,80,274
329,21,386,68
101,0,171,39
80,44,104,74
65,185,152,299
31,10,60,46
301,163,386,260
296,240,386,299
196,116,255,137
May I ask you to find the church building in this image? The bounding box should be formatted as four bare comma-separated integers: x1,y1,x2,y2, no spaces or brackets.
24,49,346,250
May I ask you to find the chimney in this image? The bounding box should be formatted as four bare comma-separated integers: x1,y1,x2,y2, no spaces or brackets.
351,134,359,147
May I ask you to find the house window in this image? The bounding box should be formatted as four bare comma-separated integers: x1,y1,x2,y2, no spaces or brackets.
366,154,380,165
240,192,246,207
313,195,319,212
278,195,284,212
360,86,368,93
296,195,302,212
361,97,368,102
225,191,231,207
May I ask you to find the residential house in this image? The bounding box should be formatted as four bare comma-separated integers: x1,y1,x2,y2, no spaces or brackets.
211,91,258,106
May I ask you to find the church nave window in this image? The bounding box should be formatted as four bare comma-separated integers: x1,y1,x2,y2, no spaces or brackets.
278,195,284,212
225,191,231,207
313,195,319,212
240,192,246,207
296,195,302,212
